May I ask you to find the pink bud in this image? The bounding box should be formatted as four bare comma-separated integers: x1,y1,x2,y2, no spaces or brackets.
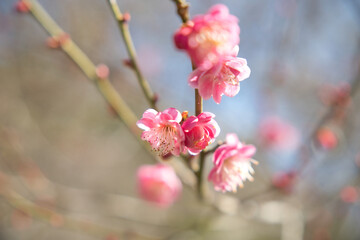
96,64,110,79
137,164,182,207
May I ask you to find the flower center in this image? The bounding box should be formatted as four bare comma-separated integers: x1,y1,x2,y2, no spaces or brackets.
220,66,238,86
142,124,177,155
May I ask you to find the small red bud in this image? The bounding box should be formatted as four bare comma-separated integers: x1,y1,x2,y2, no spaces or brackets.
315,127,338,150
58,33,70,46
15,1,30,13
153,93,159,104
181,111,188,121
46,36,60,49
123,59,134,69
122,12,131,22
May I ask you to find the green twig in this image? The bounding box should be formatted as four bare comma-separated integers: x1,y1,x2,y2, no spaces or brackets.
107,0,157,110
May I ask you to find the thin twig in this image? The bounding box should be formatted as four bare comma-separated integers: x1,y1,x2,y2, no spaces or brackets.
172,0,190,23
26,0,141,139
24,0,197,187
107,0,157,110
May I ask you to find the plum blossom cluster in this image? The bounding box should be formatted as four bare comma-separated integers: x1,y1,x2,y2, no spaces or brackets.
174,4,251,104
136,4,257,207
136,108,220,156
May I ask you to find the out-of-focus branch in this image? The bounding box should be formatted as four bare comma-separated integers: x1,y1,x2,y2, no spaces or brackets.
0,187,158,240
106,0,157,110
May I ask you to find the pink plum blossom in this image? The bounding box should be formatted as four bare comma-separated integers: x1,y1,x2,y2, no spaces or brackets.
182,112,220,155
188,51,250,104
137,108,185,156
137,164,182,207
258,116,300,151
208,134,258,192
174,4,240,70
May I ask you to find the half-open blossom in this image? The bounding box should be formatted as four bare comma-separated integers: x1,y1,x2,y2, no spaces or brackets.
174,4,240,70
137,108,185,156
188,51,250,104
137,164,182,207
182,112,220,155
208,134,258,192
258,116,300,151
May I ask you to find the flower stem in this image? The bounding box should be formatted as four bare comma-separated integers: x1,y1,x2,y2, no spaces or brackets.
172,0,190,23
107,0,157,110
195,89,203,115
194,76,204,200
196,151,205,200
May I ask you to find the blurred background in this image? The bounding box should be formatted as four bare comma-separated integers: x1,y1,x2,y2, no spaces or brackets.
1,0,360,239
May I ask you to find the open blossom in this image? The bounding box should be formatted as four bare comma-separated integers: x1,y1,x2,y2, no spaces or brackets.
174,4,240,70
208,134,257,192
136,108,185,156
188,50,250,104
182,112,220,155
137,164,182,207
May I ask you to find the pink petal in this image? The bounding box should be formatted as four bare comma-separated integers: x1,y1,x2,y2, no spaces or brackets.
198,74,214,100
142,109,158,119
208,4,229,17
224,83,240,97
163,108,182,122
181,116,198,132
188,68,203,88
197,112,215,122
136,118,155,130
213,82,226,104
226,134,239,146
237,145,256,158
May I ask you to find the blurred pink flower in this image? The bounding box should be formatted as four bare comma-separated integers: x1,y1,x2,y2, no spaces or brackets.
137,108,185,156
137,164,182,207
316,127,338,150
174,4,240,70
258,116,300,151
272,171,297,193
208,134,258,192
182,112,220,155
188,52,250,104
340,186,358,203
